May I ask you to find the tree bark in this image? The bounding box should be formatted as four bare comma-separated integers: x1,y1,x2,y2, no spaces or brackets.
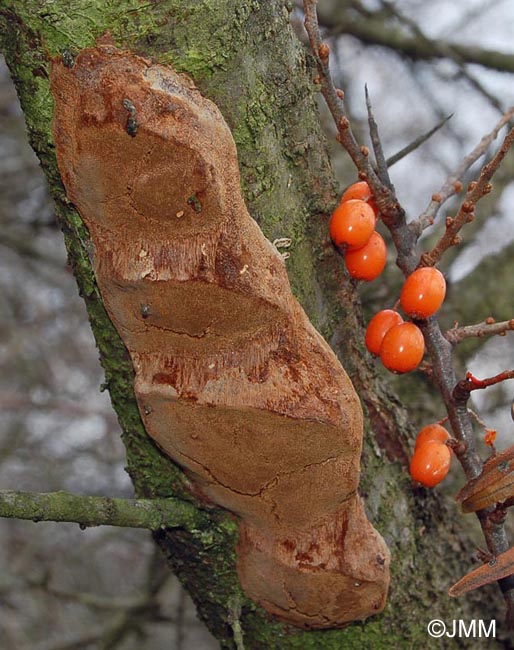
0,1,507,647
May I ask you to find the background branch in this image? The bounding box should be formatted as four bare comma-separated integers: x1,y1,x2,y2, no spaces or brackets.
314,2,514,74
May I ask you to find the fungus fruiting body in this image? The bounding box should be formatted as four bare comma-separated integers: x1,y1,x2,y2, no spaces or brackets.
51,44,390,629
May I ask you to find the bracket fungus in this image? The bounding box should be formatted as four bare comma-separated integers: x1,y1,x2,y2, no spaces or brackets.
51,44,390,628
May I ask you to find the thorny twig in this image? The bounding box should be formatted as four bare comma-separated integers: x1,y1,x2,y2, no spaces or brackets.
415,105,514,233
421,126,514,266
302,0,418,272
445,319,514,346
385,113,453,169
303,0,514,621
365,85,392,189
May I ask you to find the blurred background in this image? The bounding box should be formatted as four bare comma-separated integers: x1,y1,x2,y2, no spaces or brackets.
1,0,514,647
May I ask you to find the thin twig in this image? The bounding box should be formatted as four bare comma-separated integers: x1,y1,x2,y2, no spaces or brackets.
28,580,154,611
386,114,453,169
414,106,514,233
377,0,506,114
421,126,514,266
176,585,187,650
365,85,392,189
228,594,245,650
445,319,514,345
31,630,104,650
454,371,514,401
303,2,375,176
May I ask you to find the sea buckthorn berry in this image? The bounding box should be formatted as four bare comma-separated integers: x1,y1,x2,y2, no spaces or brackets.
400,267,446,319
410,440,451,487
340,181,378,215
365,310,404,356
379,322,424,373
344,231,386,281
329,199,375,249
415,424,451,452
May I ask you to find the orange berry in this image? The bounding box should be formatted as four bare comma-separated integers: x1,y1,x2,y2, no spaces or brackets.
344,231,386,281
410,440,451,487
400,267,446,319
365,309,404,356
415,424,451,452
340,181,378,215
379,322,424,373
329,199,375,249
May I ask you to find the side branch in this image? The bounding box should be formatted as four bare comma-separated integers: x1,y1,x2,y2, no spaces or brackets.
453,371,514,402
0,490,206,531
415,107,514,233
445,319,514,345
304,0,514,620
421,126,514,266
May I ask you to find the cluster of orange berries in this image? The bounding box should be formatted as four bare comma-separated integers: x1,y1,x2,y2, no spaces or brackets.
329,181,385,281
329,180,447,374
330,181,452,488
410,423,453,487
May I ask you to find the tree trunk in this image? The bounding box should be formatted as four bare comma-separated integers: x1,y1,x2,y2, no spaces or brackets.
0,1,506,647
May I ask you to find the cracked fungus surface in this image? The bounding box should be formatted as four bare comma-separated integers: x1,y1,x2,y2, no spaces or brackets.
50,42,390,628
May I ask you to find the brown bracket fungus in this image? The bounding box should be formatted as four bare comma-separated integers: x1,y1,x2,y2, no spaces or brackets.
50,44,390,628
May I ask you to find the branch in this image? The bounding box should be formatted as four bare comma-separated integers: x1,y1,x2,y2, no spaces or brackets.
0,490,206,531
302,0,419,272
385,113,453,169
302,1,514,619
415,106,514,233
376,0,505,114
316,5,514,74
228,594,246,650
445,318,514,346
303,2,377,179
453,371,514,402
0,227,66,271
421,125,514,265
365,85,392,188
33,630,104,650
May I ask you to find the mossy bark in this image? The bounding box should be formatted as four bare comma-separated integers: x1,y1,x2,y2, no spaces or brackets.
0,1,508,647
0,490,205,530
